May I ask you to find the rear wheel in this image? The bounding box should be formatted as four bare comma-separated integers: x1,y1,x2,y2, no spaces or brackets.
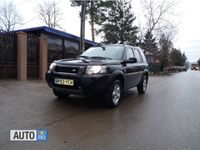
106,80,122,108
53,89,70,98
137,74,148,94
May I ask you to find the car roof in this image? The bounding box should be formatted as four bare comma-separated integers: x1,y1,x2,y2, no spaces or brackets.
95,43,140,49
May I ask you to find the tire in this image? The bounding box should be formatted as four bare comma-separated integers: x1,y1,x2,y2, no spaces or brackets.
53,89,70,98
137,74,148,94
106,80,122,108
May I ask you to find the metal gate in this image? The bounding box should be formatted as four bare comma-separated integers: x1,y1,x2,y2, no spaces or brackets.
0,31,17,78
27,33,39,79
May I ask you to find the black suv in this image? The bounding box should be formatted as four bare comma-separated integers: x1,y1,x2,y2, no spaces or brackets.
46,44,148,107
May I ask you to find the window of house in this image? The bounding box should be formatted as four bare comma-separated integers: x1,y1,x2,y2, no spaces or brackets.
64,40,79,58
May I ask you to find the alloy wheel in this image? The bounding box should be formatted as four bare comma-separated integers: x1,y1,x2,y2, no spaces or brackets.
112,83,121,105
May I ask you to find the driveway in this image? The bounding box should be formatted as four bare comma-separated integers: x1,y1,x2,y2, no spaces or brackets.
0,70,200,150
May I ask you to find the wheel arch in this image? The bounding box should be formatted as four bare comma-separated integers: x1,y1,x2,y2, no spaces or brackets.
144,71,149,83
109,70,125,92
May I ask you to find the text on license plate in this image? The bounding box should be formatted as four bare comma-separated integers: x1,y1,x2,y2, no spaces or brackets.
54,78,74,86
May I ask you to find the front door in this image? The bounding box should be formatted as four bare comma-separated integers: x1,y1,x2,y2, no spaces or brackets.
124,47,139,89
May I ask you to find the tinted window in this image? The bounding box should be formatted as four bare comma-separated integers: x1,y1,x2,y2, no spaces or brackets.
133,49,143,63
126,48,134,60
64,40,79,58
47,35,62,64
81,45,125,60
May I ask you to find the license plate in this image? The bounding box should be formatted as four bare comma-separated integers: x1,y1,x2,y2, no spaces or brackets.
54,78,74,86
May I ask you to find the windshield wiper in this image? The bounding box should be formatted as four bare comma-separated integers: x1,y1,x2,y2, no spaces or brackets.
89,56,112,60
79,55,112,60
79,55,89,59
77,55,90,63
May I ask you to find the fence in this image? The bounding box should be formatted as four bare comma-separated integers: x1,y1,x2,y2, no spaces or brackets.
0,32,17,78
149,63,161,73
0,31,47,80
0,30,89,80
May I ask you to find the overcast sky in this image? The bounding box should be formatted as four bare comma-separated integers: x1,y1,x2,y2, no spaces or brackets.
1,0,199,62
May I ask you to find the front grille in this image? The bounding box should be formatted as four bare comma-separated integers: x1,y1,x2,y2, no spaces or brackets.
54,66,79,74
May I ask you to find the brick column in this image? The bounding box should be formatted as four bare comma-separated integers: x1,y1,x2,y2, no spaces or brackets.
39,37,48,80
17,32,27,81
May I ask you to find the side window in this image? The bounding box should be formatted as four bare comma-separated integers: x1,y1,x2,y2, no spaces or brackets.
126,48,134,60
133,49,143,63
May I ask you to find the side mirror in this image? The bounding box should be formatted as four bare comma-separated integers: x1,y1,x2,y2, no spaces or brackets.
126,57,137,63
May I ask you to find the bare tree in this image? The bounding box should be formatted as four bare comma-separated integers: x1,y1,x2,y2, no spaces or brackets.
158,23,178,41
38,1,62,29
0,2,23,31
142,0,177,33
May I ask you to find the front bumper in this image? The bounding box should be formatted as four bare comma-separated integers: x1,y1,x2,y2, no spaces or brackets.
46,71,111,96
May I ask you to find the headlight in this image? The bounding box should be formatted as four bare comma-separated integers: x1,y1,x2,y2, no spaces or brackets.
86,66,107,75
49,63,56,71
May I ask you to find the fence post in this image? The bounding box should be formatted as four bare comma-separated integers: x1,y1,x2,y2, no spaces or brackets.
39,37,48,80
17,32,27,81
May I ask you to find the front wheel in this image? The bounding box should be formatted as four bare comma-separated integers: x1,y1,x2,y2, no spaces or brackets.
53,89,70,98
106,80,122,108
137,74,148,94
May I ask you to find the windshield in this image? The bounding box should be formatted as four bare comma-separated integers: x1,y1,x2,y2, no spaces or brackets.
81,45,125,60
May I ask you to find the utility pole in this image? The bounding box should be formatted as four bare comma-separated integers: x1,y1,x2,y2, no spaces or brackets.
80,1,86,54
90,0,95,42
